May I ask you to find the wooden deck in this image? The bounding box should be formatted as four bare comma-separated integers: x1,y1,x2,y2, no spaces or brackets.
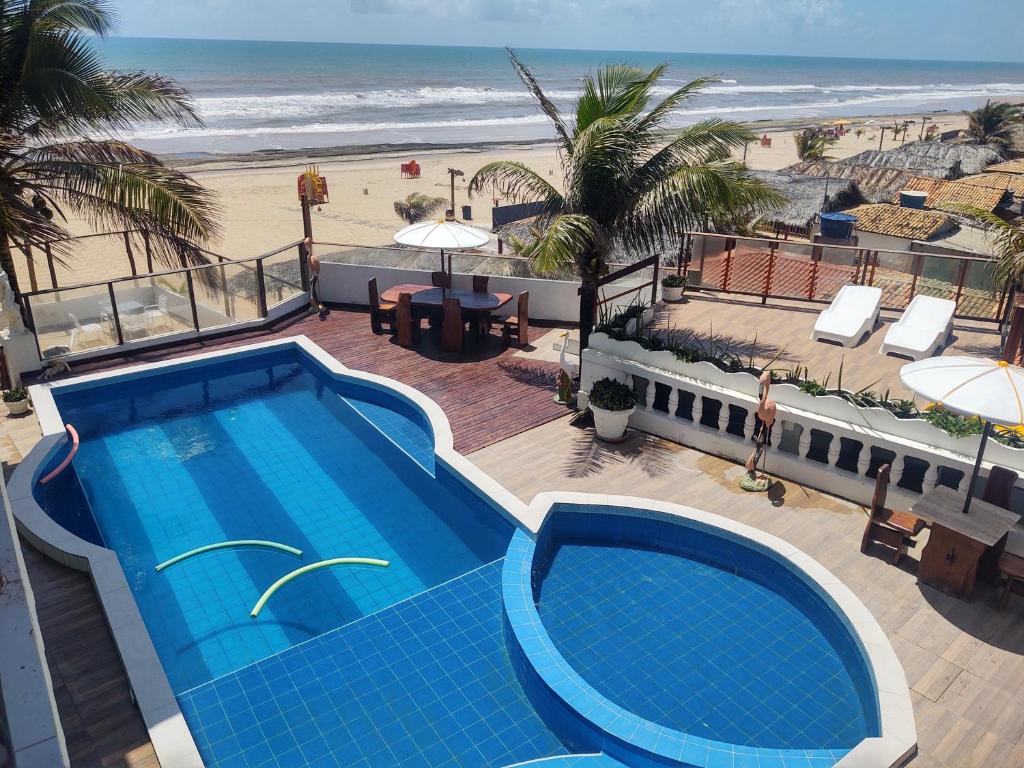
469,417,1024,768
37,304,567,455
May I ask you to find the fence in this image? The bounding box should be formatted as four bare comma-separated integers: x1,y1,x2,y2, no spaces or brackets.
20,240,307,361
687,232,1008,323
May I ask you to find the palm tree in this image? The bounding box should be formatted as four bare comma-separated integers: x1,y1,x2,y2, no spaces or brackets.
0,0,220,308
963,100,1018,147
393,193,448,225
469,50,781,347
958,207,1024,363
793,128,836,161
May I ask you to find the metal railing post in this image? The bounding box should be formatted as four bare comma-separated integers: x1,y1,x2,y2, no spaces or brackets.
953,259,969,311
107,282,124,346
908,253,924,304
256,259,268,318
722,238,735,292
762,241,777,305
185,270,200,331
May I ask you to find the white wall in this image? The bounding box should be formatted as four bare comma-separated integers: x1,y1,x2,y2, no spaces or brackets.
318,262,654,324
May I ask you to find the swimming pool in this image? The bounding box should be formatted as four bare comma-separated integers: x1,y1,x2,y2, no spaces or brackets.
15,339,916,768
35,344,514,693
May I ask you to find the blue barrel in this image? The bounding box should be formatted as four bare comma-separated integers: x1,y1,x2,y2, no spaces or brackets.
819,212,857,239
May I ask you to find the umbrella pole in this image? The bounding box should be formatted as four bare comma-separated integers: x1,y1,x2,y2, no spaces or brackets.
962,421,994,514
440,249,446,296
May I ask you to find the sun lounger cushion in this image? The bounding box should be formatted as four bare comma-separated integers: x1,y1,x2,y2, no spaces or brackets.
879,295,955,360
810,285,882,347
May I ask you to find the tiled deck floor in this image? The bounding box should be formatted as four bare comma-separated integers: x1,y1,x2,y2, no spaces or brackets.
469,417,1024,768
649,292,1002,400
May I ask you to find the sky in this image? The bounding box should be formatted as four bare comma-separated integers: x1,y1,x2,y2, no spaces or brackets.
114,0,1023,63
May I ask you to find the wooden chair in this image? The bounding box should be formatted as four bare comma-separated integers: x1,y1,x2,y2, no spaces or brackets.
860,464,927,565
983,466,1018,510
368,278,396,334
395,293,419,347
472,275,489,293
431,271,451,289
441,297,464,353
501,292,529,348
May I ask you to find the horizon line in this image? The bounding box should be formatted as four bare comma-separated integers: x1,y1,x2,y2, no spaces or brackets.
102,34,1024,68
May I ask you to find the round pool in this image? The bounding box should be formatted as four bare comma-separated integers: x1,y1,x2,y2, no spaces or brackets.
502,499,908,768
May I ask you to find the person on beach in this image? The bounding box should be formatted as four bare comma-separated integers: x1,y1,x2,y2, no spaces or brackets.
304,237,325,315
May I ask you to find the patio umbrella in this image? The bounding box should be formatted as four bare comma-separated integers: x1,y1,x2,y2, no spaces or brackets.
900,356,1024,513
393,218,489,292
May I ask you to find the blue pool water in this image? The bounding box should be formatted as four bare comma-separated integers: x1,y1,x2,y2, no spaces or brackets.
43,347,512,693
532,510,877,753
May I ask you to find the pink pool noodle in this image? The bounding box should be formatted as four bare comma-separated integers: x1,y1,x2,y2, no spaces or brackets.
39,424,79,485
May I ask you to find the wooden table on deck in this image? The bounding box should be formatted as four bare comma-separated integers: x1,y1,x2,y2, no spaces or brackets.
911,485,1020,600
380,284,513,338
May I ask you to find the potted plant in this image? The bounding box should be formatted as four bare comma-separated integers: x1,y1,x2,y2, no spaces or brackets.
661,273,687,302
3,385,29,415
588,377,637,442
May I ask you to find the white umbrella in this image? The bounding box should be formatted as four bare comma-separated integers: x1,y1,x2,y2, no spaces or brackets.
900,356,1024,513
394,219,489,291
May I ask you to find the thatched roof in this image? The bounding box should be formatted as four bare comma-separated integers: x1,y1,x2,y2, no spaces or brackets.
889,176,1007,213
784,161,914,202
750,171,861,228
840,141,1003,178
844,204,955,241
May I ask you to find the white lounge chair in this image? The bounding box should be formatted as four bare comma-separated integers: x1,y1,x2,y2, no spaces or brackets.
879,295,955,360
810,285,882,347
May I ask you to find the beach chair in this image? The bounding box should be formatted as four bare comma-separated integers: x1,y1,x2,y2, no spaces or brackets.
141,294,172,333
811,284,882,347
68,312,107,350
395,293,419,347
368,278,396,334
879,295,955,360
501,292,529,348
441,297,464,353
860,464,927,566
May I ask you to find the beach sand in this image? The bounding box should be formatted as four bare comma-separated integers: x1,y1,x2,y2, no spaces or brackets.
39,111,966,289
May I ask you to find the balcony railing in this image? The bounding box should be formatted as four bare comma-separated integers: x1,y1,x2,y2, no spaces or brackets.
20,240,307,361
687,232,1008,323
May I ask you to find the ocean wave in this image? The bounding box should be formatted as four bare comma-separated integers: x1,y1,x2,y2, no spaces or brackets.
195,86,580,119
125,113,551,140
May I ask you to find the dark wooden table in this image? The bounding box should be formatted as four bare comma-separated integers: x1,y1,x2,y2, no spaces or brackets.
911,485,1020,600
381,284,513,338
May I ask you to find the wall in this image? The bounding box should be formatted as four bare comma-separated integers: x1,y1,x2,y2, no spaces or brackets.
318,262,652,324
579,334,1024,518
0,473,69,767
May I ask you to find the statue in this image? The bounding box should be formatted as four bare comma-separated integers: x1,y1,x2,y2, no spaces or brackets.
740,371,776,492
554,331,578,406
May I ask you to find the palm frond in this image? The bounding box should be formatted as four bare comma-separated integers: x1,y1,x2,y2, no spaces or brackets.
506,48,572,155
514,213,603,274
468,161,563,209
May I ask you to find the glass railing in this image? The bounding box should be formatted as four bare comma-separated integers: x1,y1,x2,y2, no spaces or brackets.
22,241,306,360
687,233,1005,321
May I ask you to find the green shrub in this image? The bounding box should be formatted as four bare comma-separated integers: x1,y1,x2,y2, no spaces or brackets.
2,385,27,402
661,273,686,288
799,379,827,396
589,377,637,412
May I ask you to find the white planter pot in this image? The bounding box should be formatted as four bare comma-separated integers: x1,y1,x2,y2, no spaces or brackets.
661,285,685,302
591,404,635,442
5,398,29,416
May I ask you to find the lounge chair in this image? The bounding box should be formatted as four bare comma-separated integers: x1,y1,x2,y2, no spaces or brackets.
811,285,882,347
860,464,926,565
501,292,529,348
68,312,107,350
879,295,955,360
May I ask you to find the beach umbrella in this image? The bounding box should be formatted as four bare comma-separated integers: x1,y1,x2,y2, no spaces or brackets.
900,356,1024,513
394,218,489,291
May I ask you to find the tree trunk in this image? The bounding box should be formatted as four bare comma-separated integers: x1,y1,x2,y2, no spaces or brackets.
0,230,28,326
1003,287,1024,365
577,251,602,353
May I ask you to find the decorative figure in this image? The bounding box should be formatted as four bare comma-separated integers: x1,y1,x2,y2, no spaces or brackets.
555,331,578,406
740,372,776,492
0,270,26,336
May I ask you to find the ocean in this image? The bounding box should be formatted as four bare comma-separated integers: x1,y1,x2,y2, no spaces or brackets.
94,38,1024,156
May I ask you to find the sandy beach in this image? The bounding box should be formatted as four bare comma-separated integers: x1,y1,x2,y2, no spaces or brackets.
45,110,968,288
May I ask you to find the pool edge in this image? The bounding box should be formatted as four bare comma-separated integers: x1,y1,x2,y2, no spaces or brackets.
503,492,918,768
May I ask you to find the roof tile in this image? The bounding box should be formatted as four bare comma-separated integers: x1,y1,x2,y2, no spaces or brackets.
844,203,953,240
